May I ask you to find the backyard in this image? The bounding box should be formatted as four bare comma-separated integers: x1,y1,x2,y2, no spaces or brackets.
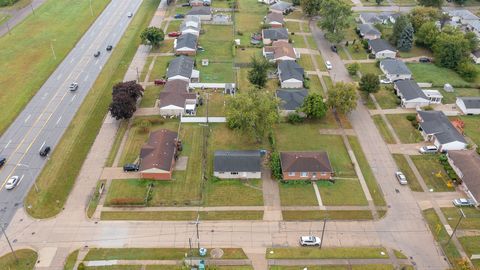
234,0,268,45
406,63,473,87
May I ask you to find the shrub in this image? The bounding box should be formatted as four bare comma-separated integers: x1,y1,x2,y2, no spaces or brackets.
270,151,283,180
149,117,165,125
423,105,434,111
457,60,478,82
406,115,416,121
237,30,243,36
347,63,360,76
410,120,418,128
362,39,369,50
287,112,304,124
139,119,152,133
477,147,480,155
78,263,86,270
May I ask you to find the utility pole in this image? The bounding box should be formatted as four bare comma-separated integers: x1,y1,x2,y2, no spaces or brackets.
447,209,465,245
6,20,11,35
30,4,35,15
89,0,94,16
50,40,57,60
136,67,140,83
189,214,201,249
1,225,17,262
319,217,327,249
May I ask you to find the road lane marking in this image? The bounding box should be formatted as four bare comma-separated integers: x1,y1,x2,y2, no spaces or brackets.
18,174,24,185
70,57,75,63
56,116,62,125
84,74,89,82
38,141,46,152
70,94,77,103
4,140,11,149
24,114,31,123
95,59,99,65
56,74,62,80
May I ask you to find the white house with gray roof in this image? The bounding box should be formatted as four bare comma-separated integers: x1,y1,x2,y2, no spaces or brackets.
187,6,212,20
359,12,399,25
180,16,201,36
456,97,480,115
166,56,199,82
270,1,293,14
358,24,381,40
394,80,430,108
174,33,198,56
276,88,308,115
214,150,262,179
417,110,467,151
368,39,396,59
380,59,412,81
262,28,289,45
278,60,304,88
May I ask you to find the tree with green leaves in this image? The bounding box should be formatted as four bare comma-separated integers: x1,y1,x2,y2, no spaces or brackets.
318,0,352,43
226,88,279,142
270,151,283,180
397,22,414,51
433,29,470,69
418,0,443,8
464,31,479,52
347,62,359,75
375,0,384,5
390,15,411,46
409,7,440,31
327,82,357,114
140,27,165,47
359,73,380,94
247,56,270,88
301,93,327,119
457,60,478,82
415,21,440,48
300,0,321,17
454,0,466,5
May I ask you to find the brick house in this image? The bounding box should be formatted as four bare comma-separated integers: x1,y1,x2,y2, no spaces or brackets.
139,129,179,180
280,151,334,181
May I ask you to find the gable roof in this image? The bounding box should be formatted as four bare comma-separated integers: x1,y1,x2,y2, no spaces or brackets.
448,150,480,202
368,38,395,53
270,1,292,12
280,151,333,173
159,80,196,108
167,56,194,79
380,59,411,75
417,110,467,144
187,6,211,16
278,60,304,81
262,28,289,40
358,24,381,36
140,129,178,172
394,79,428,101
268,40,296,59
181,16,201,31
457,97,480,109
276,88,308,110
214,150,262,172
175,33,198,49
266,12,285,25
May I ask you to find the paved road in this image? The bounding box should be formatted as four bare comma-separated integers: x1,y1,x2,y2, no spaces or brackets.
0,0,143,227
0,0,46,37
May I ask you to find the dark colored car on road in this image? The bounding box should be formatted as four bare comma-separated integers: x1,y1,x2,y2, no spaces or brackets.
39,146,51,157
419,57,431,63
123,163,139,172
330,45,337,53
174,14,185,19
0,157,6,168
106,45,113,51
94,51,101,57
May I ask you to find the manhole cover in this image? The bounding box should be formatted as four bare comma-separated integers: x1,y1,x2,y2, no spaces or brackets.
210,248,224,258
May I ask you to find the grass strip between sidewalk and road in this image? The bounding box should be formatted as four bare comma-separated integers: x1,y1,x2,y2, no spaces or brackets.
282,210,373,221
24,0,161,218
105,120,129,167
0,0,111,135
86,179,106,218
100,210,264,221
0,249,37,270
84,248,247,260
63,249,79,270
266,247,389,259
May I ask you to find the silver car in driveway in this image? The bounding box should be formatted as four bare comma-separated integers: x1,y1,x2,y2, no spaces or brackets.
452,198,475,207
299,236,321,246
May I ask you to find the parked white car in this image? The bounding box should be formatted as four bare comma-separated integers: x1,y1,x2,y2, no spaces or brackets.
5,176,19,190
380,78,392,84
419,145,438,154
395,171,408,185
325,61,332,70
453,198,475,207
299,236,321,246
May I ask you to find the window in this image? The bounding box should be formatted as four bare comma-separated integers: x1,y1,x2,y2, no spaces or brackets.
230,172,238,175
321,172,326,176
288,172,295,176
301,172,308,177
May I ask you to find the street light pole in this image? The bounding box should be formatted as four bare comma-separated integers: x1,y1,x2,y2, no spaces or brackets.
319,217,327,249
447,209,465,245
30,4,35,15
1,225,17,262
17,164,39,193
89,0,94,16
50,40,57,60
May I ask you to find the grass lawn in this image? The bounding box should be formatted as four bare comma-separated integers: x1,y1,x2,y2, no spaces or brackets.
196,91,228,117
306,74,324,95
266,247,388,259
85,248,246,261
101,210,263,220
87,180,106,218
315,54,326,71
148,56,174,81
140,56,154,82
298,54,315,71
83,266,141,270
372,115,395,144
203,179,263,206
234,0,267,45
459,236,480,268
64,250,79,270
459,115,480,146
397,45,432,58
285,10,304,20
148,267,253,270
275,123,355,177
235,47,262,63
279,182,318,206
0,0,111,136
286,21,302,33
411,155,455,192
423,209,462,266
386,114,423,144
197,61,234,82
439,88,480,104
150,39,174,53
199,25,233,61
372,86,399,109
359,63,382,76
105,179,150,206
139,85,162,108
105,120,128,167
441,207,480,230
345,45,368,60
392,154,422,192
165,19,181,33
24,0,161,218
348,136,386,206
283,210,373,220
323,76,333,90
406,63,472,87
0,249,37,270
291,34,306,48
211,0,231,8
318,179,368,206
306,36,316,49
270,266,397,270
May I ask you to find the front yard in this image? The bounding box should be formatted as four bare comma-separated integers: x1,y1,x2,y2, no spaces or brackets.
411,155,455,192
459,236,480,268
203,179,263,206
359,63,382,77
370,86,399,110
279,182,318,206
318,179,368,206
459,115,480,146
140,85,163,108
386,114,423,144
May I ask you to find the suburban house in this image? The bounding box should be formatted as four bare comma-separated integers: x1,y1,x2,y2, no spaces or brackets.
213,150,262,179
159,80,197,116
447,150,480,206
187,6,212,21
174,33,198,56
359,12,398,24
260,0,277,4
417,110,468,151
394,80,430,108
456,97,480,115
466,20,480,37
263,40,299,62
471,49,480,64
276,88,308,116
367,39,396,59
422,89,443,105
278,60,304,88
166,56,199,83
270,1,293,14
262,28,289,45
139,129,178,180
380,59,412,81
265,12,285,28
280,151,334,181
358,24,381,40
180,16,201,36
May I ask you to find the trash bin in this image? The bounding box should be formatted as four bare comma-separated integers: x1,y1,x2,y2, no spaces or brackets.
199,248,207,257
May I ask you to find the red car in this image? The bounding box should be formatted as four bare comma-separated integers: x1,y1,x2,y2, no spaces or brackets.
154,79,166,85
168,31,181,37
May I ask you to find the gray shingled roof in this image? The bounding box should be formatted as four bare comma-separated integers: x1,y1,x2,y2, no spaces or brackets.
187,6,211,16
278,60,304,81
167,56,194,79
394,80,428,101
448,150,480,203
276,88,308,110
458,97,480,109
358,24,381,36
270,1,292,12
380,59,411,76
266,12,285,25
214,150,261,172
176,33,198,49
445,9,479,20
418,110,467,144
262,28,289,40
368,39,395,53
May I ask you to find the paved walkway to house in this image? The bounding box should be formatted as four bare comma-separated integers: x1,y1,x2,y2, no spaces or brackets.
319,128,356,136
149,52,175,56
262,168,283,221
134,107,158,116
413,192,463,209
387,143,425,155
369,108,415,115
101,167,140,179
294,32,313,36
